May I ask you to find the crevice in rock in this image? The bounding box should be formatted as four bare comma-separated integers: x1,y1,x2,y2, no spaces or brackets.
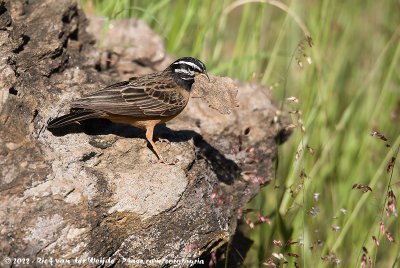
0,0,11,29
94,62,102,72
12,34,30,53
9,87,18,95
31,109,39,122
50,48,64,60
185,155,196,173
0,2,7,15
132,59,147,67
80,151,97,162
69,28,79,41
64,187,75,198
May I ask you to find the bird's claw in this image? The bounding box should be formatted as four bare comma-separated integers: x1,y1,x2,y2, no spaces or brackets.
157,138,170,144
158,157,175,165
149,156,175,165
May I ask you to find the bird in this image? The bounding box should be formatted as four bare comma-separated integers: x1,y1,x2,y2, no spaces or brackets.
47,57,210,163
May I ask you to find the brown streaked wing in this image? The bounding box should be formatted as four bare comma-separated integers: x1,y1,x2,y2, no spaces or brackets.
71,71,187,118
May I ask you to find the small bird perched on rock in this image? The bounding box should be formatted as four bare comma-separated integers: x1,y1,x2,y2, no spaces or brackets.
48,57,210,163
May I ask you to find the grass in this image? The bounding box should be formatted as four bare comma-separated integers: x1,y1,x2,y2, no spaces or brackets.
79,0,400,266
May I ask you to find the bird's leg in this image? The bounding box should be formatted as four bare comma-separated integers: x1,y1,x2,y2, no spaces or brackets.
145,125,168,164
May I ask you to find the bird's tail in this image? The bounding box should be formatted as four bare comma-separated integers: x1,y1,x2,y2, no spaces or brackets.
47,109,103,129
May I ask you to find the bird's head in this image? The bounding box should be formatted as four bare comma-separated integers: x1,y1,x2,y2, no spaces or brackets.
168,57,210,91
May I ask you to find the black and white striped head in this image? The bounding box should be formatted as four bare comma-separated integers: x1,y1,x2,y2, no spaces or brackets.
168,57,210,91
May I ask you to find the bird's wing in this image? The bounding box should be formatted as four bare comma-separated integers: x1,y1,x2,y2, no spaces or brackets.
71,72,188,118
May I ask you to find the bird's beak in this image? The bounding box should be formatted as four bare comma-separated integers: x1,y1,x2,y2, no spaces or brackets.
198,72,210,82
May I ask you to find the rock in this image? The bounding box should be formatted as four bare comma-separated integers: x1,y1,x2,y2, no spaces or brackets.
86,15,175,80
0,0,290,267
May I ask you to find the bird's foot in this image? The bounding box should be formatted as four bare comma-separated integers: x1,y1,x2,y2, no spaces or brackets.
158,138,170,143
158,158,175,165
149,155,175,165
154,134,170,144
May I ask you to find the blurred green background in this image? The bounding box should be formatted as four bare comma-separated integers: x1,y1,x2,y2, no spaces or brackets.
79,0,400,266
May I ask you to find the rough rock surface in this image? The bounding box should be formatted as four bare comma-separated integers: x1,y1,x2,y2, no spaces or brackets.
86,15,175,79
0,0,290,267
